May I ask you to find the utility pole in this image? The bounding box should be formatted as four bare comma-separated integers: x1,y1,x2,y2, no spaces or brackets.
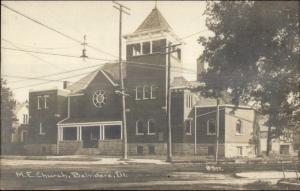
113,1,130,160
164,42,181,162
215,98,220,162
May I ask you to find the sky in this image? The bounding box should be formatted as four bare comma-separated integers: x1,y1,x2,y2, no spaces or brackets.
1,1,212,103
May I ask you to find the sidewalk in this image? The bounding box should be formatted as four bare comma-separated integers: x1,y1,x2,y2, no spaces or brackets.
0,155,170,165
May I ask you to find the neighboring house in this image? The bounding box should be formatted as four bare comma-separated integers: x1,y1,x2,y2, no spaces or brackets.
25,6,257,158
12,101,29,143
259,116,297,156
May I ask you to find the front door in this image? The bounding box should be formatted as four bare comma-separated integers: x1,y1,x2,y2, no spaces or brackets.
82,126,100,148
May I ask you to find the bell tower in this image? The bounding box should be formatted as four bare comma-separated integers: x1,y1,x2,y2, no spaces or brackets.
124,7,183,87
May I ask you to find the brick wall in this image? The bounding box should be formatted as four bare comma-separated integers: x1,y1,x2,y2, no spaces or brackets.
128,143,167,155
173,143,225,156
58,141,81,155
224,143,256,158
24,144,57,155
98,140,122,155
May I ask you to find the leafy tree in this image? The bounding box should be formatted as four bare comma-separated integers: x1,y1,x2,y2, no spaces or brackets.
199,1,300,155
1,78,17,152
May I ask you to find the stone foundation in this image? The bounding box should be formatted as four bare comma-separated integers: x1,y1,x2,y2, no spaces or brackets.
128,143,167,155
98,140,122,155
59,141,81,155
173,143,225,156
224,143,256,158
24,144,57,155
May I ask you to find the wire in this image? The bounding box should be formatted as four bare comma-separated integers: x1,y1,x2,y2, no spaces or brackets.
3,74,73,83
9,63,109,84
2,40,80,50
2,38,68,71
1,46,115,62
12,68,102,90
180,29,211,40
1,3,118,58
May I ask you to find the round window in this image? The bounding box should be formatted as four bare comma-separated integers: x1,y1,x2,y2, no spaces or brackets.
92,90,106,108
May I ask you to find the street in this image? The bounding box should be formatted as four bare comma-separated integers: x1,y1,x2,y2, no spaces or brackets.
1,157,299,190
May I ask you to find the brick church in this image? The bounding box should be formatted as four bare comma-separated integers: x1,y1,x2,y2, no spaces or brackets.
25,7,257,158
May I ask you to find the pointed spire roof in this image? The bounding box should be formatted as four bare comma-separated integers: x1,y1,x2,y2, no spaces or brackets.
134,7,172,33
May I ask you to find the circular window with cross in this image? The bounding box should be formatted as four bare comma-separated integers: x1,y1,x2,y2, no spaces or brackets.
92,90,106,108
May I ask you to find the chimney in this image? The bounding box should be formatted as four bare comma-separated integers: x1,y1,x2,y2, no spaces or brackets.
63,81,69,89
197,57,205,82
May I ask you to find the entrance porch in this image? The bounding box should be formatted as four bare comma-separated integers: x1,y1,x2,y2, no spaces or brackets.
57,121,123,155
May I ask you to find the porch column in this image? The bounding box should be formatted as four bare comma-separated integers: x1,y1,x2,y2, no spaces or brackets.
79,126,82,141
77,126,80,141
60,127,64,141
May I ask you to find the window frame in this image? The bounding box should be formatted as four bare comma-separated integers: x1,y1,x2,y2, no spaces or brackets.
37,96,42,110
135,86,143,100
132,43,141,56
207,119,216,136
150,85,157,99
44,95,49,109
235,119,243,135
185,119,192,135
142,41,151,55
143,85,151,100
152,40,162,53
147,119,156,135
39,122,46,135
237,146,243,156
136,120,144,135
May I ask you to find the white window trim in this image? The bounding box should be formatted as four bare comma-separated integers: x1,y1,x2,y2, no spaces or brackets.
147,119,156,135
185,119,192,135
136,120,144,135
235,120,244,135
39,123,46,135
37,96,42,110
237,146,243,156
207,119,216,136
44,95,49,109
143,85,150,100
150,85,156,99
135,87,142,100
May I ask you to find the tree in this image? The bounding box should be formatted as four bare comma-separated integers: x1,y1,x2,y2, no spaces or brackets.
199,1,300,155
1,78,17,153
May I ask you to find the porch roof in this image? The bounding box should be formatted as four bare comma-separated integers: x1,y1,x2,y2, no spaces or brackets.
58,117,122,126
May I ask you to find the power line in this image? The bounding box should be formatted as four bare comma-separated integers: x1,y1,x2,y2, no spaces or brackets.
1,3,117,58
2,38,68,71
1,46,115,62
180,29,211,40
11,68,102,90
9,63,108,84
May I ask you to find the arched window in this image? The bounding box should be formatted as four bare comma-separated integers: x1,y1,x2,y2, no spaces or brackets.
147,119,156,135
207,119,216,135
236,119,243,135
136,120,144,135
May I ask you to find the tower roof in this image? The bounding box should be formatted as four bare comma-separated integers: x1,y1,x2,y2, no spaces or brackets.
134,7,172,33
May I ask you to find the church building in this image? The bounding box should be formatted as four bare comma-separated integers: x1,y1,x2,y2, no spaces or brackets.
25,7,257,158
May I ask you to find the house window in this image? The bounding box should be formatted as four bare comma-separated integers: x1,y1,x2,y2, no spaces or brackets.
143,85,151,99
137,146,143,155
185,119,192,135
149,146,155,154
39,123,46,135
135,87,143,100
136,120,144,135
150,85,158,99
37,96,42,110
142,41,150,55
237,146,243,156
104,125,121,140
147,119,156,135
207,119,216,135
152,40,162,53
132,43,141,56
44,95,49,109
236,119,243,135
208,146,215,156
63,127,77,140
23,114,28,124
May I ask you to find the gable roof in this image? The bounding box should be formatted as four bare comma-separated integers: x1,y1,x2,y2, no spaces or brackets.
134,7,172,33
66,69,119,94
